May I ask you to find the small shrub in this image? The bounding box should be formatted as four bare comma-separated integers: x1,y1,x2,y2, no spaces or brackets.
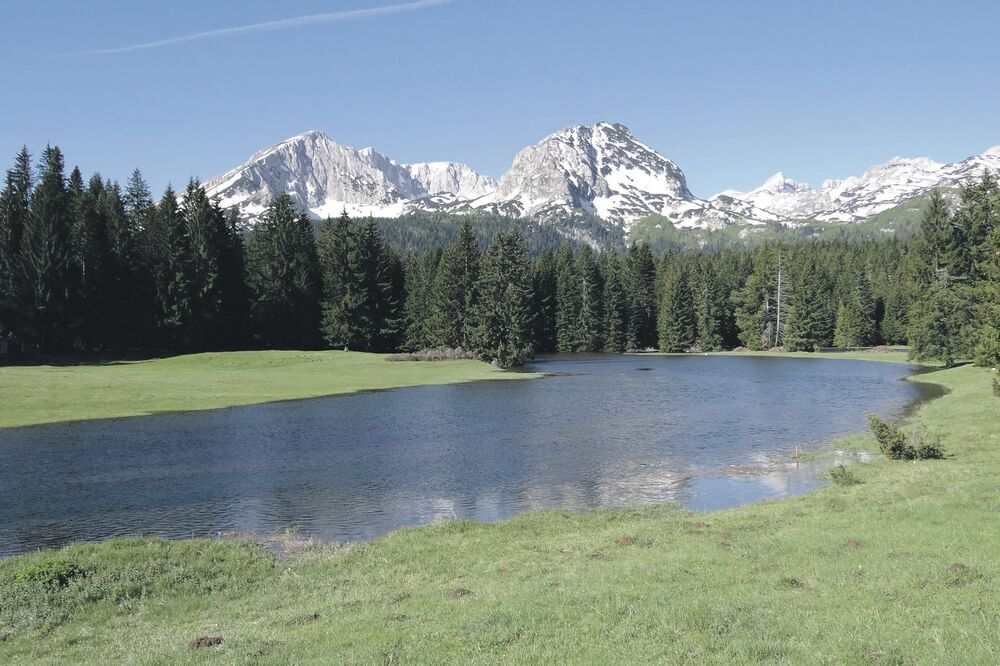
909,428,946,459
867,413,914,460
829,464,861,486
14,558,86,589
388,348,480,362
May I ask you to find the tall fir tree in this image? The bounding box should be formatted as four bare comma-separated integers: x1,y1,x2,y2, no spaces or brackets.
429,220,479,349
471,229,533,367
337,218,401,351
625,242,657,350
693,262,726,351
602,254,629,353
0,147,32,338
657,263,696,353
21,146,75,351
783,258,832,352
530,249,558,353
246,194,321,349
317,210,355,348
575,245,604,352
554,246,580,352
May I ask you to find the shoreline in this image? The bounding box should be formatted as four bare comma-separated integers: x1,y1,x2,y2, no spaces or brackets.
5,353,995,663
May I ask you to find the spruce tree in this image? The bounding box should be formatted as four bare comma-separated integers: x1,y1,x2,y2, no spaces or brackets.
21,146,75,351
153,186,196,348
246,194,321,349
0,147,32,338
658,263,696,353
339,218,401,351
625,242,657,350
575,245,604,352
783,258,832,352
429,220,479,349
530,249,558,353
602,254,628,353
554,246,580,352
317,211,355,348
694,262,725,351
833,301,863,348
471,229,533,367
909,274,974,367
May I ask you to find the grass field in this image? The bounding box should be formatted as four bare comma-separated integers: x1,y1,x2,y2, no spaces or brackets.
0,350,540,429
1,356,997,663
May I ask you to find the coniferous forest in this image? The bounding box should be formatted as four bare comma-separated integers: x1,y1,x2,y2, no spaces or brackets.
1,146,998,375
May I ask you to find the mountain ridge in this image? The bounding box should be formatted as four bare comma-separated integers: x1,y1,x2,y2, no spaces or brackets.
204,124,999,231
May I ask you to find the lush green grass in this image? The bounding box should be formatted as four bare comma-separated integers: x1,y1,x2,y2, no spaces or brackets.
2,361,997,664
0,350,540,429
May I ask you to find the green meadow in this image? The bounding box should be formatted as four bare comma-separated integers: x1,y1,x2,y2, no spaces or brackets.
1,357,997,664
0,350,539,429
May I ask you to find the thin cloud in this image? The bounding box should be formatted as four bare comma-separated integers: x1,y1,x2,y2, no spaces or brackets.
81,0,456,55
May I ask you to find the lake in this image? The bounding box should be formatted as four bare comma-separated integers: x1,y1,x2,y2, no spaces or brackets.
0,355,925,557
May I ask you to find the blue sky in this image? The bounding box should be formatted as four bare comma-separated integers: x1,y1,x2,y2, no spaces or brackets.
1,0,998,197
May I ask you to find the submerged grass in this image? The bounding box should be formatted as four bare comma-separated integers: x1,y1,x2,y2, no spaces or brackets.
0,361,997,663
0,350,540,429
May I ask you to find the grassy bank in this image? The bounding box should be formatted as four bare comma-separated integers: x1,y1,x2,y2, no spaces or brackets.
1,360,997,663
0,350,540,429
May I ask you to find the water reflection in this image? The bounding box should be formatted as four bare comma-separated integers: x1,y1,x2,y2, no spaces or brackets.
0,355,923,556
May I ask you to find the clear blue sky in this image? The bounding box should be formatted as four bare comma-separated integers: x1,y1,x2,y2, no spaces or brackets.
2,0,998,197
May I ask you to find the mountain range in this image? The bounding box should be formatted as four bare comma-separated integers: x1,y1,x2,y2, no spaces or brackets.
204,123,1000,232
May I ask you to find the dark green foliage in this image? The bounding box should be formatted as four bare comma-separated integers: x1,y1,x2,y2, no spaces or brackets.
2,145,995,367
867,413,913,460
908,276,974,367
14,558,86,589
784,258,832,352
828,464,861,486
658,263,696,353
602,254,629,353
340,218,402,352
471,229,533,368
21,146,75,351
625,242,658,350
429,221,479,349
867,414,946,460
575,246,604,352
530,250,558,353
554,246,581,352
246,194,322,349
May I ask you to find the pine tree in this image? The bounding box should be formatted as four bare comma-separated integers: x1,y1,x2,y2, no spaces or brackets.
401,249,440,351
694,262,725,351
575,246,604,352
625,242,657,350
733,247,780,350
658,263,695,353
554,246,580,352
21,146,75,351
429,220,479,349
340,218,401,351
153,186,196,348
471,229,533,367
0,147,32,338
246,194,321,349
909,274,974,367
833,301,863,348
783,258,832,352
602,254,628,353
530,249,558,353
317,211,355,348
69,172,113,349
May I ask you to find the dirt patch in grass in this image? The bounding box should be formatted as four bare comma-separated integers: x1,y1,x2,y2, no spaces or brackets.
843,539,862,549
449,588,472,598
188,636,223,650
949,562,969,573
616,536,636,546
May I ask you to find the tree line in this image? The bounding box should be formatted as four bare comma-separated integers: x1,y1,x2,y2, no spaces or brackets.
0,145,997,373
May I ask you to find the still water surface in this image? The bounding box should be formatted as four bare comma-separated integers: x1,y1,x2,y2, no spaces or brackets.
0,355,924,556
